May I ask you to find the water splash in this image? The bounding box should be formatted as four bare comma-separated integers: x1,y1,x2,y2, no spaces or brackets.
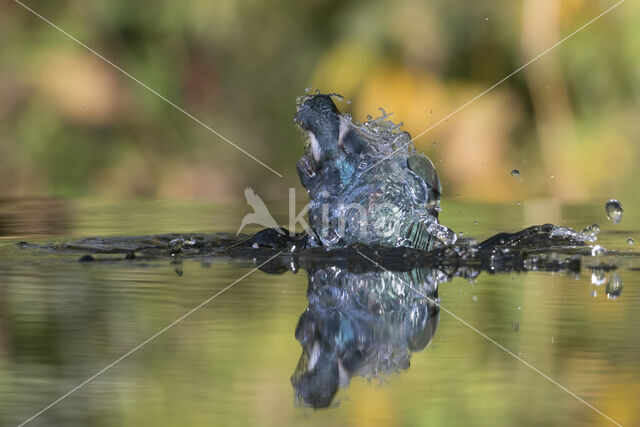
295,94,453,250
550,223,599,243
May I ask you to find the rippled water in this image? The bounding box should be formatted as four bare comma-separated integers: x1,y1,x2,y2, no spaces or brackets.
0,199,639,426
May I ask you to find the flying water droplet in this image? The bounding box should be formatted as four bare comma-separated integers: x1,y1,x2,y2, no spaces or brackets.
605,199,623,224
511,169,520,177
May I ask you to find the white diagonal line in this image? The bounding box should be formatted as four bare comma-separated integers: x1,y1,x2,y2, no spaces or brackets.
355,249,621,426
18,251,284,427
13,0,283,178
359,0,625,177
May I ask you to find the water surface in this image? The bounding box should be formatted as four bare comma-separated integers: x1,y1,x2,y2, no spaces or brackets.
0,199,638,426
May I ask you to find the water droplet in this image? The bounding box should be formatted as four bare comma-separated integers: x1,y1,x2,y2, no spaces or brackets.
605,199,623,224
627,237,634,246
606,273,623,299
511,169,520,177
591,245,606,257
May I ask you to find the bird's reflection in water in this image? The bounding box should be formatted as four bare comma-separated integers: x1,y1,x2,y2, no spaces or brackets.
291,266,442,408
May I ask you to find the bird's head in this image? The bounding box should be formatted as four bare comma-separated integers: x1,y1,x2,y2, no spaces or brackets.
294,94,342,166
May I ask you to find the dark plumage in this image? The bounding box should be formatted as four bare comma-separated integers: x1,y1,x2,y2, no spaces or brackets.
295,94,451,250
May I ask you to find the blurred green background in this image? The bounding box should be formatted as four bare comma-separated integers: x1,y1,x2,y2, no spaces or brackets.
2,3,640,425
1,0,638,204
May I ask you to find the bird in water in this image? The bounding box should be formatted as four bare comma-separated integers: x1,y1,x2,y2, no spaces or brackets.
294,94,454,250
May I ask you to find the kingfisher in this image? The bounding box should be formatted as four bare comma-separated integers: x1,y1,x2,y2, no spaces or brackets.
294,94,451,250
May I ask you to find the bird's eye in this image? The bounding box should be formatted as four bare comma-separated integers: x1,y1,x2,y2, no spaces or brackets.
305,162,316,177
